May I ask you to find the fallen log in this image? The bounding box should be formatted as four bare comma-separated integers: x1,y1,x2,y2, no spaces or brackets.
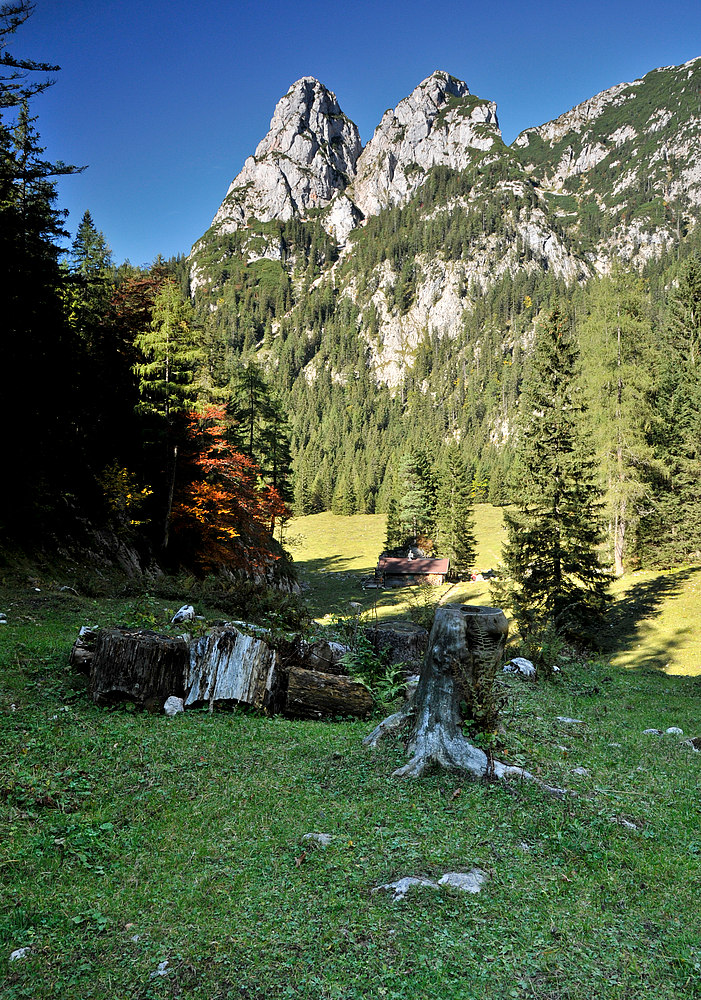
285,666,374,719
90,628,188,706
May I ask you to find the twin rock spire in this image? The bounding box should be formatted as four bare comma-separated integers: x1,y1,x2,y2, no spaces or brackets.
211,71,501,242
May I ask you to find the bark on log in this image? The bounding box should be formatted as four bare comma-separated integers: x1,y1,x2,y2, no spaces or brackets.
364,620,429,672
69,626,98,675
90,628,188,706
186,627,279,711
364,605,566,795
285,667,374,719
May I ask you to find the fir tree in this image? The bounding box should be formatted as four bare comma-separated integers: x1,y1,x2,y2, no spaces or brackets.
499,309,610,643
435,444,476,578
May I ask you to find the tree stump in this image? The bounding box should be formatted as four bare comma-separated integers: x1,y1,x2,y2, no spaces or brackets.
90,628,188,706
364,604,566,794
363,620,429,673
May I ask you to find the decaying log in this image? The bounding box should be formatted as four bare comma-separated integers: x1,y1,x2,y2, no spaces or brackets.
285,666,374,719
186,626,279,711
90,628,188,706
364,620,428,671
364,605,566,795
69,626,98,675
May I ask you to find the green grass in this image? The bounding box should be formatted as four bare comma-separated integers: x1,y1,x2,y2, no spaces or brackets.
1,515,701,998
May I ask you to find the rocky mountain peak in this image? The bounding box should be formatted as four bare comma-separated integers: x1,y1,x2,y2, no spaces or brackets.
211,76,362,234
350,71,501,217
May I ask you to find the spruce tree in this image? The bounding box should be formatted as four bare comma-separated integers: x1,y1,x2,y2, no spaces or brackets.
500,308,610,643
435,444,476,578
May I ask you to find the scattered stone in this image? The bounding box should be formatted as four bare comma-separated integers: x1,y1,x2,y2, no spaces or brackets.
503,657,536,678
59,586,78,595
643,728,663,735
9,947,30,962
373,876,438,900
131,934,140,942
618,818,639,831
683,736,701,751
572,767,590,777
608,742,622,748
438,868,486,894
171,605,195,624
302,832,333,847
556,717,584,724
150,960,169,978
163,696,184,717
374,868,487,900
665,727,684,736
552,665,561,673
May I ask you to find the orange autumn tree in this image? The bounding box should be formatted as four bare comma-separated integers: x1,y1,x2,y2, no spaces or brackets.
171,406,289,573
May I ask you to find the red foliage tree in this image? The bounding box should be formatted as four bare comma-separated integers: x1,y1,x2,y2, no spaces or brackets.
171,406,289,573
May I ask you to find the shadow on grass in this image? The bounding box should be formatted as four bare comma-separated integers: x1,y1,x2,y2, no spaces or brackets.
601,567,701,670
294,554,371,576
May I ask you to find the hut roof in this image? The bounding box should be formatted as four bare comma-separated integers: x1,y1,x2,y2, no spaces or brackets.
377,557,450,575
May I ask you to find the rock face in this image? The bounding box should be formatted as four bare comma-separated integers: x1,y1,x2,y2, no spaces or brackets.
211,77,361,235
351,71,500,217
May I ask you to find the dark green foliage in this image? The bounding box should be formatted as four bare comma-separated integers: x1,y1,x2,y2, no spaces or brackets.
435,443,476,577
637,253,701,566
498,309,610,643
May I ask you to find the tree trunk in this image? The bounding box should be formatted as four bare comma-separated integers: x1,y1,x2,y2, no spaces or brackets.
364,605,566,795
363,621,429,673
186,626,280,711
285,667,373,719
90,628,188,706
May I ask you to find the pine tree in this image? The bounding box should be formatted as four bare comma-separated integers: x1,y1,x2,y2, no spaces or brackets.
499,308,610,643
435,444,476,578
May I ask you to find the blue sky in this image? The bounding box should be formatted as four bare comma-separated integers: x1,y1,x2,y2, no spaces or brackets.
13,0,701,266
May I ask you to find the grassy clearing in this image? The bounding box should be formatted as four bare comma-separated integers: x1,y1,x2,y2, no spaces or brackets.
287,509,701,676
1,584,701,998
285,505,506,622
1,512,701,997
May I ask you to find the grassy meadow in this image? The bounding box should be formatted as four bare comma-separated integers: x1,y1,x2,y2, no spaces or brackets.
287,506,701,676
1,507,701,998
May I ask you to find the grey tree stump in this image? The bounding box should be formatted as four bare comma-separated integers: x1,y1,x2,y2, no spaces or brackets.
364,604,566,794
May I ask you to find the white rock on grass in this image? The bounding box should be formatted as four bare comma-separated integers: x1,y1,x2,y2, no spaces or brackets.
556,717,585,724
437,869,487,893
572,767,590,777
665,727,684,736
643,728,663,735
150,960,169,979
373,876,439,900
171,605,195,624
163,696,184,717
9,947,30,961
302,832,333,847
374,868,487,901
503,657,536,679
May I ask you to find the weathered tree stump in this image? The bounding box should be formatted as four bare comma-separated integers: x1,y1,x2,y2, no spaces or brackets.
285,666,374,719
364,604,566,794
90,628,188,706
363,620,429,672
186,627,279,711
